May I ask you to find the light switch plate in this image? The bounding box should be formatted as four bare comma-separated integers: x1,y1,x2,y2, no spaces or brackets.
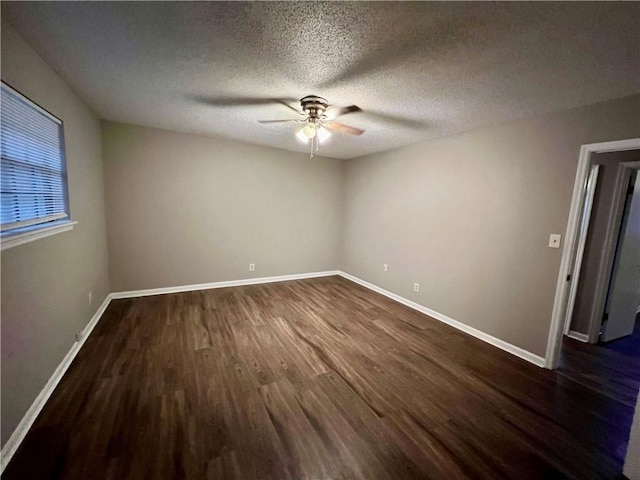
548,234,562,248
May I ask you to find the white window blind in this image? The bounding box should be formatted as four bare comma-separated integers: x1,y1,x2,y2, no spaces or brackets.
1,82,69,233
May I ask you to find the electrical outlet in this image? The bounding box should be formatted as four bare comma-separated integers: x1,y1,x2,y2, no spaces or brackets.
88,290,93,306
249,263,255,271
75,331,83,342
413,283,420,292
383,264,388,272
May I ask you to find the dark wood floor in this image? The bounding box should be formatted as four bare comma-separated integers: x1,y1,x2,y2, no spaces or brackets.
4,276,637,479
559,316,640,466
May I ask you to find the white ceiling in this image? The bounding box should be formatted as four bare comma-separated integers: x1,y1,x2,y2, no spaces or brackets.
2,2,639,159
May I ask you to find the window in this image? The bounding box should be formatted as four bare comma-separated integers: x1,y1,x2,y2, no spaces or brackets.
1,81,73,249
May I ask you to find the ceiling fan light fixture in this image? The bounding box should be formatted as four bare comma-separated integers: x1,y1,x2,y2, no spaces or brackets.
295,128,310,143
316,126,331,143
302,123,316,139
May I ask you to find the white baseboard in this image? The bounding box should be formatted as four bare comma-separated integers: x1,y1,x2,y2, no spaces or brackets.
111,270,340,299
0,294,113,473
337,271,546,368
567,330,589,343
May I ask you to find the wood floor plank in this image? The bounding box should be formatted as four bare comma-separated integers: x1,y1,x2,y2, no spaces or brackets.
3,276,637,479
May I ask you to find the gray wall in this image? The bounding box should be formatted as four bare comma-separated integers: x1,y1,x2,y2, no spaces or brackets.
1,22,111,446
343,95,640,358
571,150,640,336
101,122,344,292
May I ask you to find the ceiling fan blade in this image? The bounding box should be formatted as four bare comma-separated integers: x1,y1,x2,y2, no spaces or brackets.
326,105,362,119
257,119,300,123
325,121,365,136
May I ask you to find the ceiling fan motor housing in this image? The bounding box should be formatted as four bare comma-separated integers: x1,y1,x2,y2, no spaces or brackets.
300,95,328,120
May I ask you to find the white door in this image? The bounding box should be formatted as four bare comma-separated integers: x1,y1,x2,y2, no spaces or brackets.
601,172,640,342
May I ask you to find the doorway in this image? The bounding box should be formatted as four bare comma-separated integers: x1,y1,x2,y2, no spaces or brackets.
546,138,640,369
565,154,640,345
546,139,640,473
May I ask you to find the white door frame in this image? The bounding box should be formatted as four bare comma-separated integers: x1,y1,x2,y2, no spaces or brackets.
562,163,600,337
545,138,640,369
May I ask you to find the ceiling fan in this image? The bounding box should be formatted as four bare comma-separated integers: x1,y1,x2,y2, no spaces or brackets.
190,93,429,157
257,96,364,157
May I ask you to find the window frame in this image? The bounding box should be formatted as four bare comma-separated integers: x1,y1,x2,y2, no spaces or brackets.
1,81,75,250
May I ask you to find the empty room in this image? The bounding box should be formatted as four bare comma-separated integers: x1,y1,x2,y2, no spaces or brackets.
1,2,640,479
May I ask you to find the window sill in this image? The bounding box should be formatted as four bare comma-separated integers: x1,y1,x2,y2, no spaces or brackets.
1,220,77,251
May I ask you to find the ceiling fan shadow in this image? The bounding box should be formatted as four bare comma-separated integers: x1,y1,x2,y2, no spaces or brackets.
366,110,431,130
319,16,480,89
186,94,300,113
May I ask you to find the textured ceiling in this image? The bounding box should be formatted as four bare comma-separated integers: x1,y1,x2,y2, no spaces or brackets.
2,2,639,159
